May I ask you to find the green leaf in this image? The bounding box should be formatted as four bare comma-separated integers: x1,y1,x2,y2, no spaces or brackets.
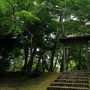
15,10,41,25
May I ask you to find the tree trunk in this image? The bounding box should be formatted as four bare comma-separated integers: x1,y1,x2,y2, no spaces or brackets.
28,47,36,72
49,44,56,72
42,59,45,72
60,44,67,72
42,57,49,71
23,45,28,72
60,55,64,72
36,50,42,71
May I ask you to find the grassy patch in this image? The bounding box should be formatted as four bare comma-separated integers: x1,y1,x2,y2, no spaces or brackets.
18,72,59,90
0,72,59,90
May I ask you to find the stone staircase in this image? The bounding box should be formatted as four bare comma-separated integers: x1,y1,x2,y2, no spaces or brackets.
47,70,90,90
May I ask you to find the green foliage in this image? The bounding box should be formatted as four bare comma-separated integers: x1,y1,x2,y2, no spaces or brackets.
0,0,8,15
15,10,41,25
0,0,90,72
0,16,23,35
0,17,13,35
67,60,76,71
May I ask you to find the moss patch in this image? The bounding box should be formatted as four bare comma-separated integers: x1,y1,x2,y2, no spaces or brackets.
18,72,59,90
0,72,59,90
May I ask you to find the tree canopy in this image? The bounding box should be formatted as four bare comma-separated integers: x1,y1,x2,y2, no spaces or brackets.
0,0,90,73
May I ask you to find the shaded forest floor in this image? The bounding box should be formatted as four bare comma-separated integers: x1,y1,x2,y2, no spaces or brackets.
0,72,59,90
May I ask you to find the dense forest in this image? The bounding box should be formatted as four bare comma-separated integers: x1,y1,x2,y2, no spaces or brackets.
0,0,90,74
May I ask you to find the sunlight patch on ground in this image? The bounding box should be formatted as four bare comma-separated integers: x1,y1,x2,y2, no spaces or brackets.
18,72,59,90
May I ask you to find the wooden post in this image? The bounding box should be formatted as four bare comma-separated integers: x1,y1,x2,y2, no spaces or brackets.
85,42,90,71
62,44,67,72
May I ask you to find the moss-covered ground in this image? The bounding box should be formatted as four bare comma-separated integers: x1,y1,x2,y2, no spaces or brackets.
0,72,59,90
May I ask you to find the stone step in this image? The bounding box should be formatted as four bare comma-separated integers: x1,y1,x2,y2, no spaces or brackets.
47,86,88,90
63,71,89,72
51,82,88,87
62,73,90,75
63,70,90,73
60,74,88,77
55,79,88,83
62,71,90,75
47,71,89,90
58,76,88,79
61,72,89,74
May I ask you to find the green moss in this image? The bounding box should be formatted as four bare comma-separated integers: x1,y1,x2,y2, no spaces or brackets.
18,72,59,90
0,72,59,90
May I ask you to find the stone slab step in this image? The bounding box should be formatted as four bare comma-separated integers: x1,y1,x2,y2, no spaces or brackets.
62,72,90,75
63,70,90,73
55,79,88,83
60,74,88,77
61,73,88,75
47,71,89,90
51,82,88,87
59,75,88,78
47,86,88,90
58,76,88,79
63,71,90,73
62,73,90,75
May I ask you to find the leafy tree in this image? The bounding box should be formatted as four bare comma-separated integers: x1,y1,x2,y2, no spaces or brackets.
0,0,90,73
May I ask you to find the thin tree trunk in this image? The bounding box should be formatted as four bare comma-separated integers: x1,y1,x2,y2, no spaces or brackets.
23,46,28,72
42,59,45,72
42,58,49,71
49,44,56,72
28,47,36,72
36,50,42,71
60,55,64,72
53,54,58,71
59,11,65,72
